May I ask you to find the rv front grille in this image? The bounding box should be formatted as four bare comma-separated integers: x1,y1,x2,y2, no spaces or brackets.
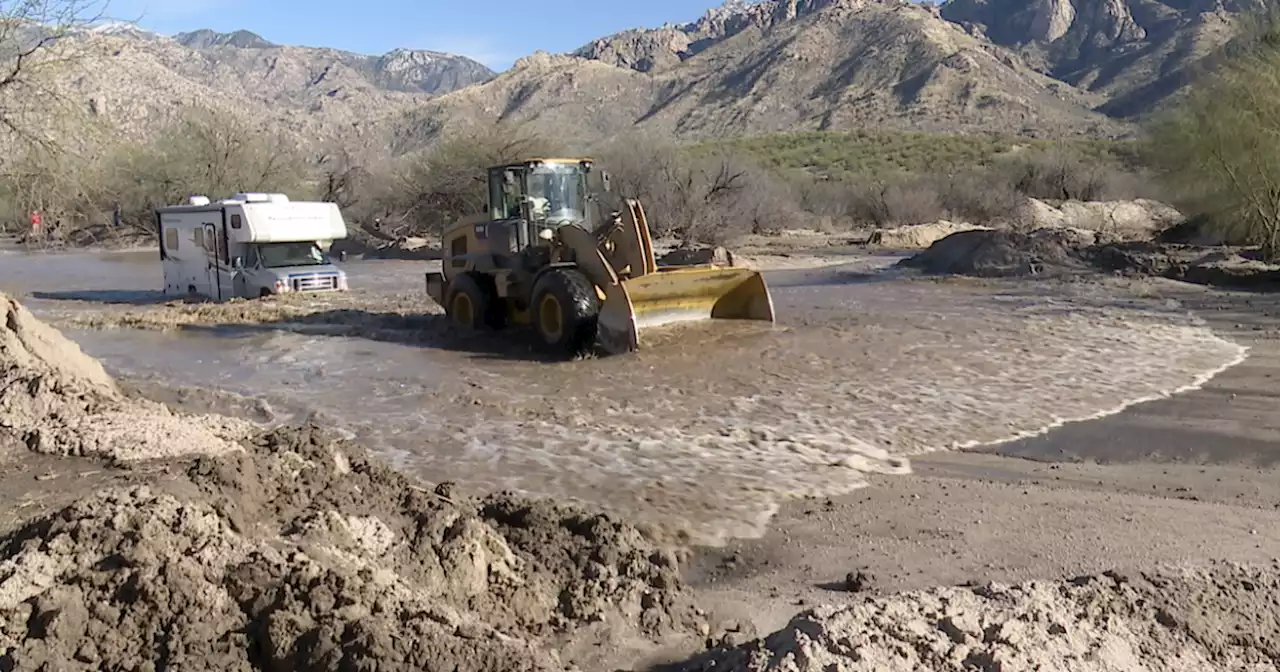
290,273,340,292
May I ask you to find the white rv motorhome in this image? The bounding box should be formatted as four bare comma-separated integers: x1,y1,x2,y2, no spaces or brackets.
157,193,350,300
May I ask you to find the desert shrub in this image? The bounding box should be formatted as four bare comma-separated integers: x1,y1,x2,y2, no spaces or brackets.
0,146,102,240
995,146,1160,202
848,179,947,227
594,135,799,244
705,130,1142,183
931,170,1027,226
1144,6,1280,258
793,178,853,223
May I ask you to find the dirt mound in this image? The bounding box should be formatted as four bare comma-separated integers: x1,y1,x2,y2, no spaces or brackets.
901,231,1280,288
1025,198,1184,242
0,424,705,670
674,562,1280,671
868,221,989,250
899,228,1096,277
1,293,116,392
0,292,251,461
1095,242,1280,288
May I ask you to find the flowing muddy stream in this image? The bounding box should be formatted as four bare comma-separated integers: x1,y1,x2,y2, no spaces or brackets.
0,247,1248,543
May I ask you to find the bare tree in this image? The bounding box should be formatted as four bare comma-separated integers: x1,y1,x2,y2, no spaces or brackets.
0,142,99,241
103,104,309,236
389,122,564,237
595,136,787,245
316,145,373,211
0,0,110,156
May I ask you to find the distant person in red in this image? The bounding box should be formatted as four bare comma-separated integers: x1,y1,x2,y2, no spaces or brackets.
28,211,41,235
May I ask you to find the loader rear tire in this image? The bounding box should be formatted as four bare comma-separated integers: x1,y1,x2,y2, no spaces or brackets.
446,272,505,330
531,268,598,357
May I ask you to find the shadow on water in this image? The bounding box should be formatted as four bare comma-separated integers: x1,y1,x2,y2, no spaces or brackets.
763,262,912,289
30,289,185,306
174,310,588,363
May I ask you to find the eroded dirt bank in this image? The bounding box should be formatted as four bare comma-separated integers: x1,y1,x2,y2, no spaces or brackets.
667,281,1280,671
5,283,1280,671
670,562,1280,671
0,292,709,670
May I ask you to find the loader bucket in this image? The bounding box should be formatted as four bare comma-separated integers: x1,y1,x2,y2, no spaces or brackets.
596,266,776,354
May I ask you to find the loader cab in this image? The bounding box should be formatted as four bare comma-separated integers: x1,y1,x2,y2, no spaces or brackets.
487,159,599,251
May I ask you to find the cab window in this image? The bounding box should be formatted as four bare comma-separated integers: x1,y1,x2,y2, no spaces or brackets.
489,168,523,220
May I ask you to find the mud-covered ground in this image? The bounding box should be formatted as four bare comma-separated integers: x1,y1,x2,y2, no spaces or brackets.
5,235,1280,670
673,280,1280,670
6,285,1280,671
0,292,712,670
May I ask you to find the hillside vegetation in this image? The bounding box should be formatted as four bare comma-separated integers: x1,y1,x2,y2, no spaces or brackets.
700,131,1143,180
0,108,1162,249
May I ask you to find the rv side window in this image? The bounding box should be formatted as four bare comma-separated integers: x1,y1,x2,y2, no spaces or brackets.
231,214,242,229
194,228,204,249
165,228,178,250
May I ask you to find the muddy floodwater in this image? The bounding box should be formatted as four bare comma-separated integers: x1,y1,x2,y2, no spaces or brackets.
0,246,1248,543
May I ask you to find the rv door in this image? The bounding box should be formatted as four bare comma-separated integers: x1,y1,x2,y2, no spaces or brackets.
203,222,224,300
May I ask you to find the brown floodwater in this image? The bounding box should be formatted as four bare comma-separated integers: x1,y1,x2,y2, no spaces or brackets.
0,246,1247,543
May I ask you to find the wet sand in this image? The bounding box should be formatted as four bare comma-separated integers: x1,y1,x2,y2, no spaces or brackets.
685,280,1280,644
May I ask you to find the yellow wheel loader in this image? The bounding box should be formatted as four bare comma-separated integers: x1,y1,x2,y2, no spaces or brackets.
423,158,776,357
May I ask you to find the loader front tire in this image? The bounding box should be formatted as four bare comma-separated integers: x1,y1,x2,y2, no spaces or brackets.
446,272,504,330
531,268,598,357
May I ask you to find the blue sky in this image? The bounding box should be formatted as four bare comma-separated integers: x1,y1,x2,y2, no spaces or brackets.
103,0,732,70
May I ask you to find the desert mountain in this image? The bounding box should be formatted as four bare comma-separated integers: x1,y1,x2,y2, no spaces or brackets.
938,0,1263,117
15,0,1268,159
397,0,1129,153
28,26,493,155
170,29,496,96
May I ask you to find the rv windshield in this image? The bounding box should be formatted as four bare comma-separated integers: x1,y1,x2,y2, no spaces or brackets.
257,242,329,268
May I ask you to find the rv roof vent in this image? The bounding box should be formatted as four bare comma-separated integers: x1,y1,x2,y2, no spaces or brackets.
233,192,272,202
267,193,290,203
188,195,210,206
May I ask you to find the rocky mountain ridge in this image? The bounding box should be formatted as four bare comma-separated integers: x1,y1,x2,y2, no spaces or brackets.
167,28,496,95
17,0,1264,157
938,0,1262,116
23,25,495,157
397,0,1131,151
570,0,1253,119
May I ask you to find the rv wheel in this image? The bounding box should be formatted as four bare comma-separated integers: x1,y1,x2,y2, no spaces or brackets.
445,272,504,330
